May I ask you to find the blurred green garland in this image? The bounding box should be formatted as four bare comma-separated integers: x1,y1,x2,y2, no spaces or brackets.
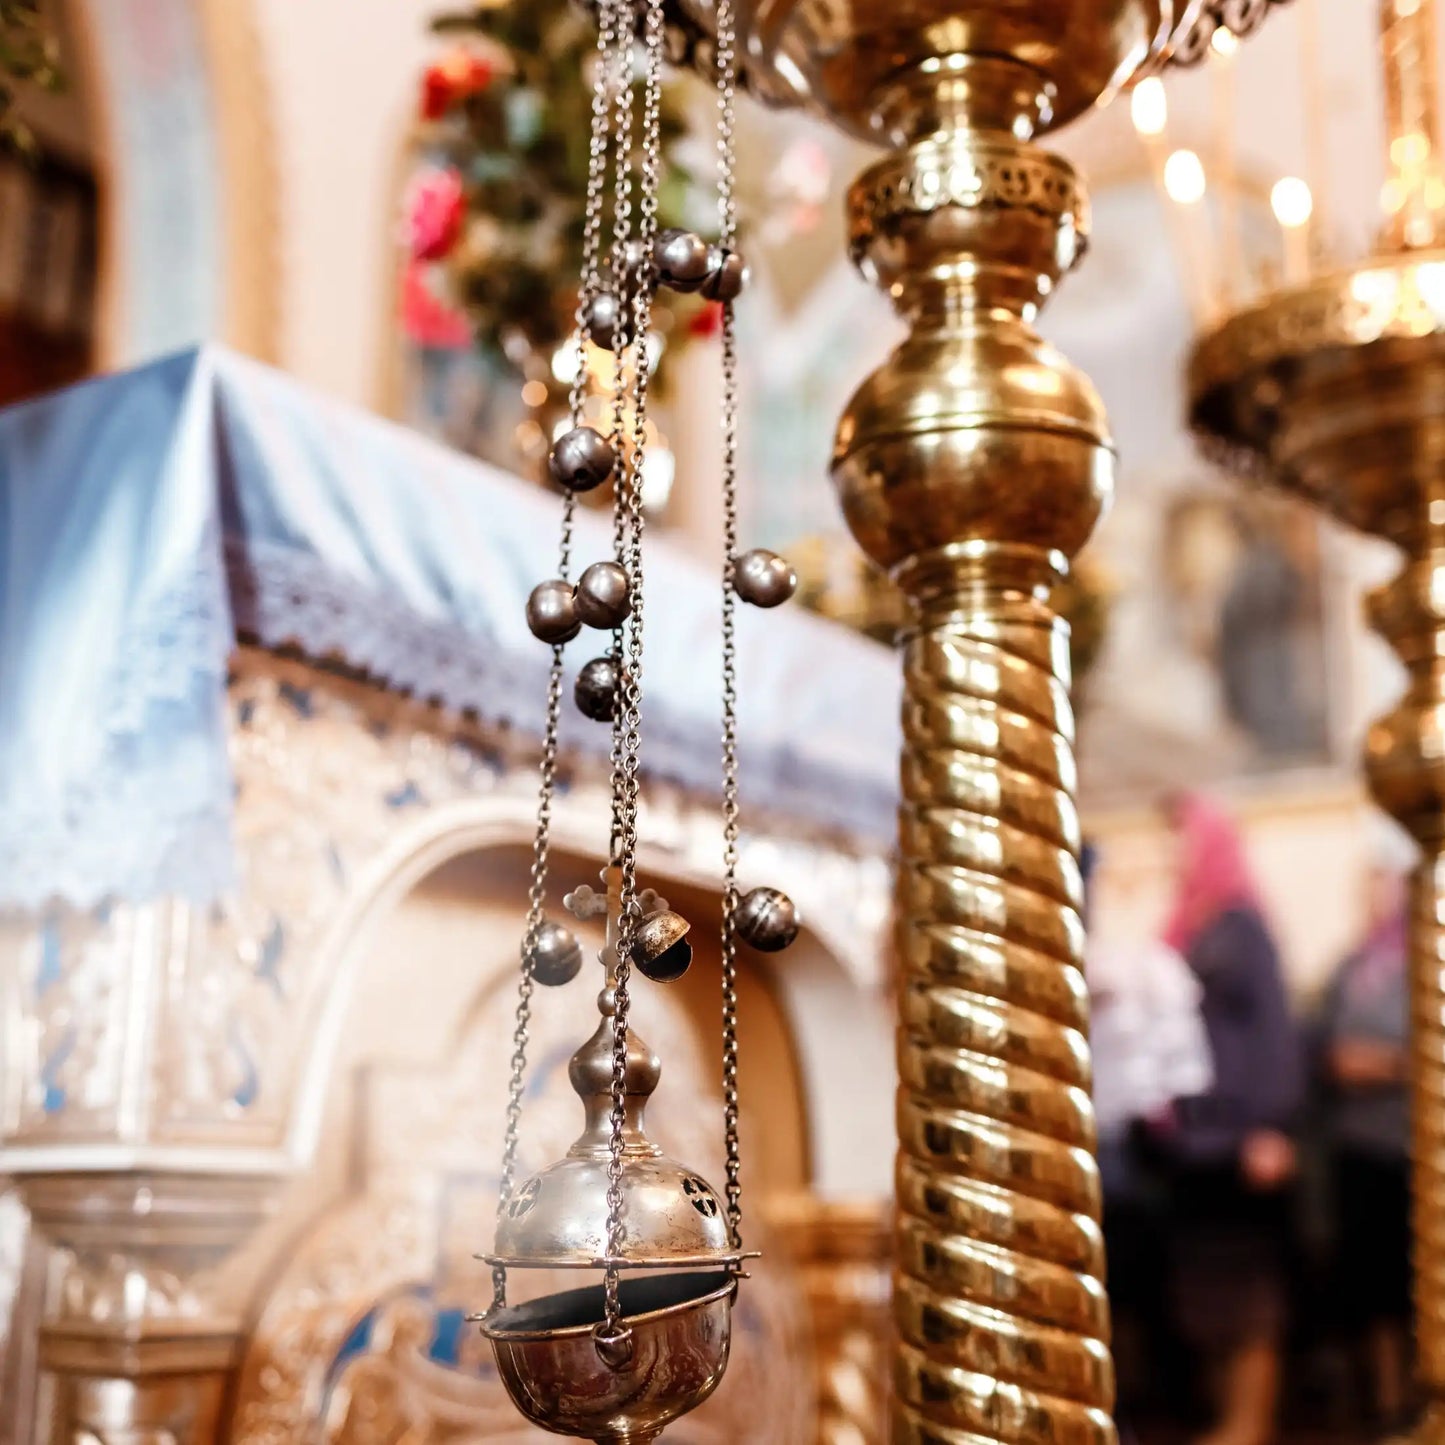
0,1,62,152
419,1,716,378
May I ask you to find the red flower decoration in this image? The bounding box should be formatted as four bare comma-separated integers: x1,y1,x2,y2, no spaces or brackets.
405,166,465,263
688,301,724,339
400,261,471,349
420,48,495,121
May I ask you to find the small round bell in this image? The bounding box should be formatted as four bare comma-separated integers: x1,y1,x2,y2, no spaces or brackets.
548,426,616,494
526,579,581,645
702,246,748,302
529,920,583,987
654,227,711,292
584,291,630,353
575,560,632,630
736,886,800,952
733,548,797,608
575,656,622,722
630,909,693,983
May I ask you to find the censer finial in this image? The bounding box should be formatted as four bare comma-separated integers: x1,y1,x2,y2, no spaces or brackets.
477,0,798,1434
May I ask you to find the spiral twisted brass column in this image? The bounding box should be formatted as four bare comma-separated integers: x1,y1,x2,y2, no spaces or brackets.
1364,529,1445,1434
830,59,1114,1445
663,0,1235,1430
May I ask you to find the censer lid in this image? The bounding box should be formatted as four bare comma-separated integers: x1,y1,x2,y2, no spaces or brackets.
490,989,735,1270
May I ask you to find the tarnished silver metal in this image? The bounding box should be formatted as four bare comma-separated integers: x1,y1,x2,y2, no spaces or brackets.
527,579,583,644
576,560,634,629
703,246,748,302
732,548,797,608
483,1271,737,1443
575,656,623,722
654,227,711,292
630,908,694,982
735,886,800,953
530,919,585,987
485,0,760,1433
712,0,747,1254
549,425,617,494
584,289,632,352
488,983,735,1272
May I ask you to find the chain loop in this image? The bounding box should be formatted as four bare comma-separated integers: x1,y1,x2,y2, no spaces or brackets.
600,0,666,1338
569,0,621,427
491,0,610,1317
713,0,746,1254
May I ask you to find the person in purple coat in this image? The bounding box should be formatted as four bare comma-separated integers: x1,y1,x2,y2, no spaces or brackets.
1156,793,1304,1445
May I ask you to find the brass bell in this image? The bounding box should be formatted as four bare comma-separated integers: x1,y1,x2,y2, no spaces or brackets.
629,908,693,982
736,886,800,952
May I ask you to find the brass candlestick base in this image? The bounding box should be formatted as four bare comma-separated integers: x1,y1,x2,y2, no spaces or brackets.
1191,255,1445,1428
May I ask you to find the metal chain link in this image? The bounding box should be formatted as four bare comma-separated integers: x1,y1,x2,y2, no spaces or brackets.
569,0,621,426
714,0,745,1253
602,0,667,1339
603,0,638,864
491,0,613,1318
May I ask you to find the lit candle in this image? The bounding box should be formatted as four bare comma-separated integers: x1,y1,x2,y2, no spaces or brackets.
1132,80,1220,324
1271,176,1314,285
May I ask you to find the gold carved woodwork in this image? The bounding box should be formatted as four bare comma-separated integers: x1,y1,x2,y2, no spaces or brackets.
768,1196,891,1445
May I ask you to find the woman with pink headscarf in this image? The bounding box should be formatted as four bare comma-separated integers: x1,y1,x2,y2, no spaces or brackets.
1158,792,1303,1445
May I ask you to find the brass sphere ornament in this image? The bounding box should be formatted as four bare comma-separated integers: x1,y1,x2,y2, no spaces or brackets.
548,425,616,494
486,0,766,1435
732,548,797,608
575,560,633,629
736,886,800,953
527,579,582,645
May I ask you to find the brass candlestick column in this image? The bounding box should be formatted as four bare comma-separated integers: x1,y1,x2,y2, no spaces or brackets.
833,68,1116,1445
1369,528,1445,1438
1189,3,1445,1430
658,0,1259,1435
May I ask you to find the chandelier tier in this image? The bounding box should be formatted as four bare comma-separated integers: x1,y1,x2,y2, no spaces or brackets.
1188,5,1445,1436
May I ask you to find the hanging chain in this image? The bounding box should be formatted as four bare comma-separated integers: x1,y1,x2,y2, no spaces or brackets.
570,0,620,427
601,0,666,1340
491,0,614,1316
714,0,745,1254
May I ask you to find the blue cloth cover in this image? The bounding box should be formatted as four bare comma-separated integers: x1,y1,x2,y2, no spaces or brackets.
0,346,901,911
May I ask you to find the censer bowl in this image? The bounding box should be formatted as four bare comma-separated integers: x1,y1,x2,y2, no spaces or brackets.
483,1269,736,1443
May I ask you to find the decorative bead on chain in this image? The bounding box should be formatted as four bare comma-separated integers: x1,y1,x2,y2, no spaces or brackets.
478,0,802,1437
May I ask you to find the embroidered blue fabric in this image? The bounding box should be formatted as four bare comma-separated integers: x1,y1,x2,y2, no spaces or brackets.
0,346,901,911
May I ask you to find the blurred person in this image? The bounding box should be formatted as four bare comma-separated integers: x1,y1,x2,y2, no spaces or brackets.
1154,793,1304,1445
1314,861,1412,1428
1083,840,1212,1423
